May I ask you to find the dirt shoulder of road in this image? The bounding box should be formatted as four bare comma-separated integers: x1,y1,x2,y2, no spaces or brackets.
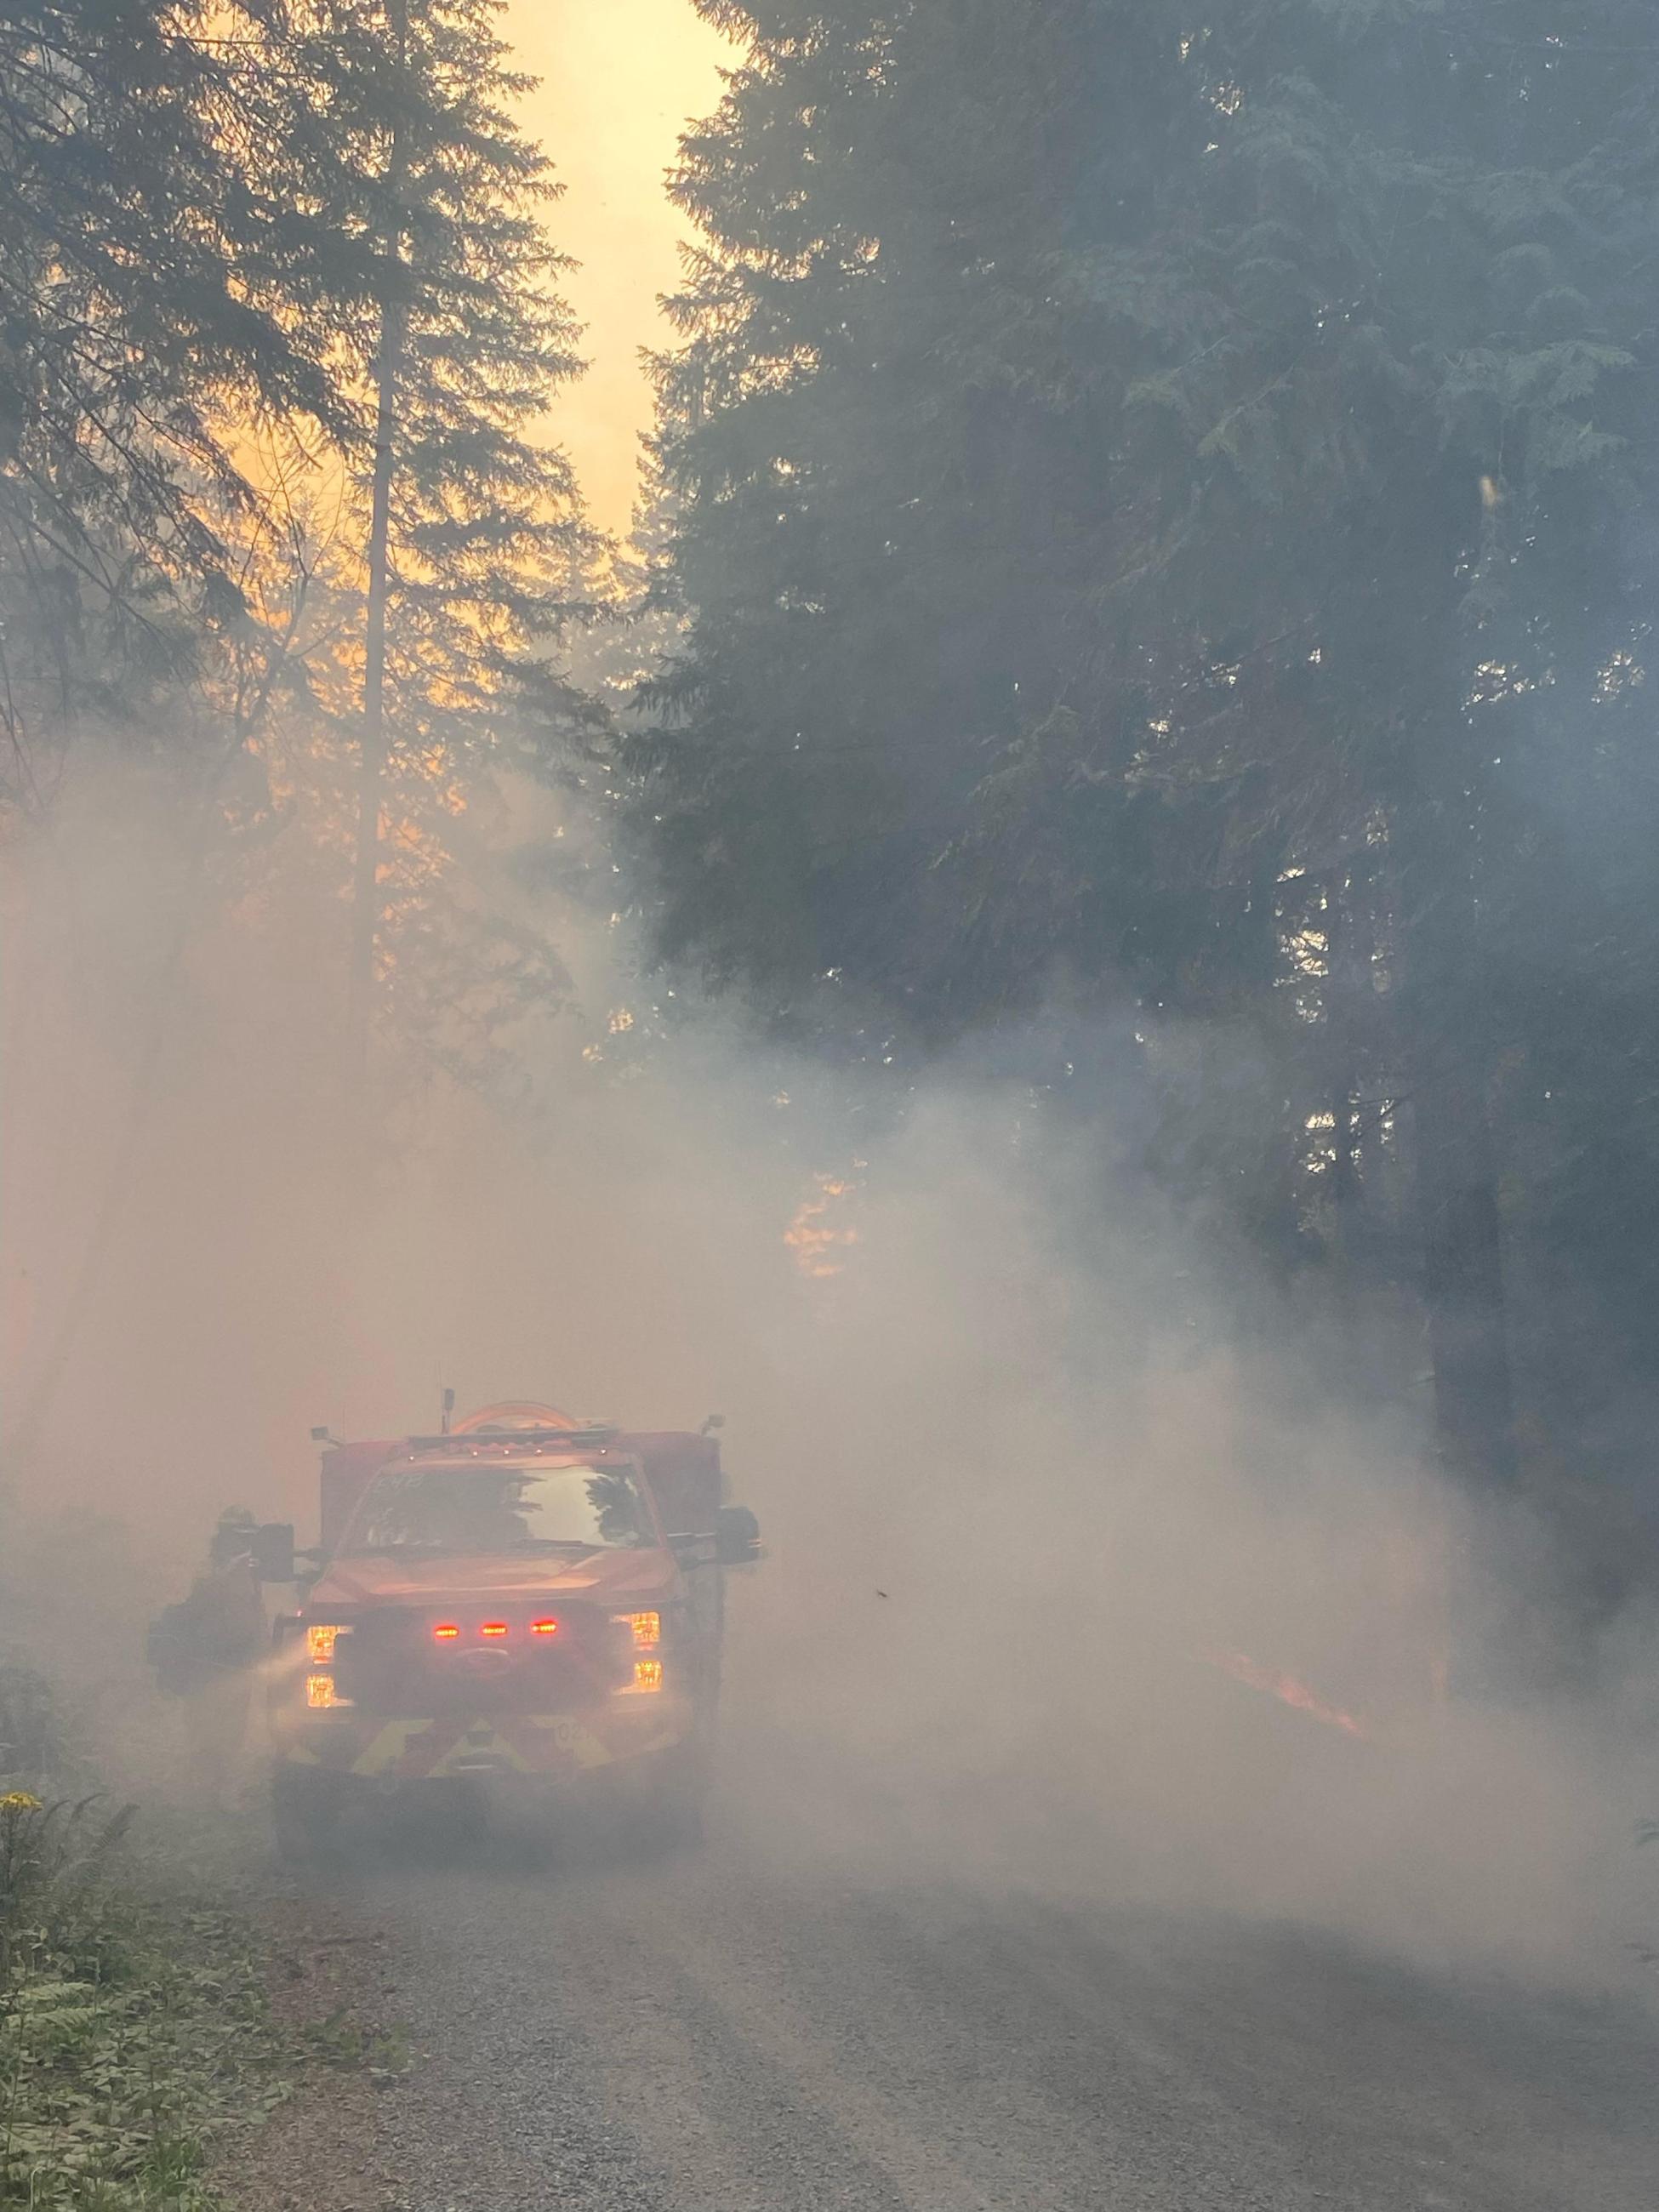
215,1887,410,2212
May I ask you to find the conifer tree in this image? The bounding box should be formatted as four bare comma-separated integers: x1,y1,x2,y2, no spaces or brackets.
261,0,596,1077
633,0,1659,1537
0,0,351,807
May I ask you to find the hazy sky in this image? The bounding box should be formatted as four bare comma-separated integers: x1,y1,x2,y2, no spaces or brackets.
509,0,732,538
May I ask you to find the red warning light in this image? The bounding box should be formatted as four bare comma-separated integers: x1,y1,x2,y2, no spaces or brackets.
479,1622,509,1639
530,1618,559,1637
433,1623,460,1641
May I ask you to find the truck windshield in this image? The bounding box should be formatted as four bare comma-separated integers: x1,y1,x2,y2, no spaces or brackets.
339,1461,653,1556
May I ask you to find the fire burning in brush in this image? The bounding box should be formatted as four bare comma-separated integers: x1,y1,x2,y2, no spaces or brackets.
785,1172,861,1279
1202,1648,1371,1742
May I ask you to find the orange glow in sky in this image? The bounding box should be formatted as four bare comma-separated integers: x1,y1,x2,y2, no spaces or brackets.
509,0,733,539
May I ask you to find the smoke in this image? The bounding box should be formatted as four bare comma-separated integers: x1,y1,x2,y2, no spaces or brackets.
711,1093,1656,1979
3,752,1655,1981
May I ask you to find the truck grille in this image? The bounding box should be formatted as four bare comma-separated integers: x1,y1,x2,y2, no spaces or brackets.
333,1605,624,1715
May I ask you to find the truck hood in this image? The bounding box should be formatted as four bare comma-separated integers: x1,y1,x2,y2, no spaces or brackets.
310,1548,678,1609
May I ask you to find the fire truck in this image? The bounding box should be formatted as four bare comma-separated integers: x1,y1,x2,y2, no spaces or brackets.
265,1401,761,1857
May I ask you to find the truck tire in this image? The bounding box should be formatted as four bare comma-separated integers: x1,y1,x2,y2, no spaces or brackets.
271,1766,344,1865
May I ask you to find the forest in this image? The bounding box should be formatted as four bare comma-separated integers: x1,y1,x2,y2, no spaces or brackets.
4,0,1658,1632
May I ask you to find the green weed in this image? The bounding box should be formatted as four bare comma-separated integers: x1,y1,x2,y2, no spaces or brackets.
0,1829,290,2209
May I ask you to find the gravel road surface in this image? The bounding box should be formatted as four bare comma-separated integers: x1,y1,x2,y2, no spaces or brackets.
301,1826,1659,2212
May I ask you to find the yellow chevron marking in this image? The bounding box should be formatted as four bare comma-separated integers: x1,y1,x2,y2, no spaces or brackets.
291,1707,695,1782
351,1719,435,1776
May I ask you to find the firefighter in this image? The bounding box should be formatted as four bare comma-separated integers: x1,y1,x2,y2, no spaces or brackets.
147,1508,267,1800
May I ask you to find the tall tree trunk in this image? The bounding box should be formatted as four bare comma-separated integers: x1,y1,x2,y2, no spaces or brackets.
345,305,402,1082
1412,1044,1515,1485
1394,811,1517,1487
345,0,408,1086
1323,867,1362,1289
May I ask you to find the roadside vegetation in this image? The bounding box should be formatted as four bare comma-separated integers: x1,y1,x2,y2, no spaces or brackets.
0,1662,289,2210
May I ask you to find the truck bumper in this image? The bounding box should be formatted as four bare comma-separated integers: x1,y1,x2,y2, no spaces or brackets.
272,1697,692,1787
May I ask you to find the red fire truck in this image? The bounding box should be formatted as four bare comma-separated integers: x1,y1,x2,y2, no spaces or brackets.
265,1401,761,1856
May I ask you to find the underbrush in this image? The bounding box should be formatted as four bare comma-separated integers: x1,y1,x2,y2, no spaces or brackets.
0,1666,290,2209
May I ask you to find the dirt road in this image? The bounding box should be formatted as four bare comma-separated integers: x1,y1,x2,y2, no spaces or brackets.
266,1827,1659,2212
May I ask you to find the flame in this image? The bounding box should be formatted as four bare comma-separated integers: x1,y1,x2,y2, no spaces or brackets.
784,1172,860,1279
1201,1648,1370,1741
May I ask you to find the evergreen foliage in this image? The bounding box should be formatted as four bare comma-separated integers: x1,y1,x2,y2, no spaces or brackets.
267,0,597,772
6,0,1658,1614
632,0,1659,1586
257,0,601,1072
0,0,342,795
0,0,596,1082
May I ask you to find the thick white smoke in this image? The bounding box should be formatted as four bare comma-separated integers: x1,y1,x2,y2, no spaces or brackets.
3,753,1655,1981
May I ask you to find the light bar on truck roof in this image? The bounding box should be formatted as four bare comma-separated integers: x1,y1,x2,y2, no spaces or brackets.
401,1423,619,1456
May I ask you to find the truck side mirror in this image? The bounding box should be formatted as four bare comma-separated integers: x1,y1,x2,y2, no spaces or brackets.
251,1522,295,1584
715,1505,762,1565
290,1547,324,1597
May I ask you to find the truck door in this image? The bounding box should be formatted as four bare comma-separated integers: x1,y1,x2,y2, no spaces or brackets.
628,1434,724,1715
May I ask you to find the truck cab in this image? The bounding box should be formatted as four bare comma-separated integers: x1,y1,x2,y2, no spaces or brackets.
267,1403,760,1857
